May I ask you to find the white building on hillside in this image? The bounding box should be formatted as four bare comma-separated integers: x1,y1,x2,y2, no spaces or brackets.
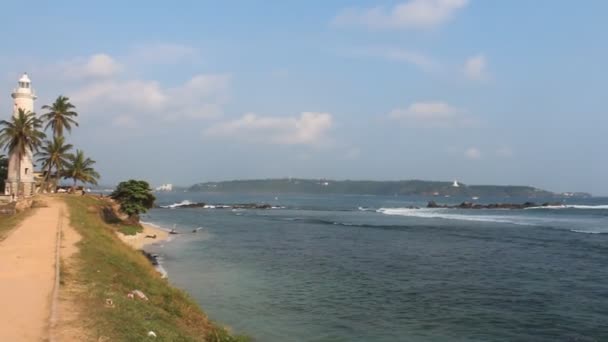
156,184,173,192
5,73,37,197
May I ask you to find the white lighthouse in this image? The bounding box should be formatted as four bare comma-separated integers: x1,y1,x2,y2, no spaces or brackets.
5,73,37,197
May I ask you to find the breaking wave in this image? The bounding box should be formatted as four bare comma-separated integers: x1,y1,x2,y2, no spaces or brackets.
160,200,193,209
377,208,537,226
569,229,607,234
526,205,608,210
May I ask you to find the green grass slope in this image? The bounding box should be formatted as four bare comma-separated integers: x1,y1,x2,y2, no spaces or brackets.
64,195,249,342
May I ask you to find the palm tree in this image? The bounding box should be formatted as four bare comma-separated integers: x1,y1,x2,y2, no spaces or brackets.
0,109,45,196
36,136,73,191
63,149,100,191
40,95,79,137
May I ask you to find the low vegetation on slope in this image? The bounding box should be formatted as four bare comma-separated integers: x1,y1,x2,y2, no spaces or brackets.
64,195,248,341
0,208,34,241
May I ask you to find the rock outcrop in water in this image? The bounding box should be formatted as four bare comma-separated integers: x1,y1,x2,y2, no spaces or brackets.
427,201,562,209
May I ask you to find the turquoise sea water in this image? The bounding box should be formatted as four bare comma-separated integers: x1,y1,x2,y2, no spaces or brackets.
144,193,608,341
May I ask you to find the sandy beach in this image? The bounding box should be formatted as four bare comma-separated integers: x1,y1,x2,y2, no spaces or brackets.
115,222,170,250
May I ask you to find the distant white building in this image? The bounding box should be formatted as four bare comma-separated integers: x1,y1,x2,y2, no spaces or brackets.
155,184,173,192
453,180,460,188
5,73,37,197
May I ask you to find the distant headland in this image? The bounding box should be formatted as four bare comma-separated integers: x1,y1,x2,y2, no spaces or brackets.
187,179,591,198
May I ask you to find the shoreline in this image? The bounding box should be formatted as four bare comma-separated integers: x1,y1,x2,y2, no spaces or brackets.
115,222,171,277
62,195,248,340
115,221,170,250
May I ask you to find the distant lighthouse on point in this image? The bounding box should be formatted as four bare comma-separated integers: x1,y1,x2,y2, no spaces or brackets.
5,73,37,197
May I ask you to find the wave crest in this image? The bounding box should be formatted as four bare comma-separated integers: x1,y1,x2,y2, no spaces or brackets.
526,205,608,210
160,200,193,209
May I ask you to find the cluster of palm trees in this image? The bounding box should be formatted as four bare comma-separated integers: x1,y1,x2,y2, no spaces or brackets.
0,96,100,194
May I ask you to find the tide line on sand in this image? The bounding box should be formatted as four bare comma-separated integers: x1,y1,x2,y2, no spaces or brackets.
116,222,171,251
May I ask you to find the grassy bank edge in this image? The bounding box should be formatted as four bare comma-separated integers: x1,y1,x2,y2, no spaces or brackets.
0,208,36,241
63,195,250,341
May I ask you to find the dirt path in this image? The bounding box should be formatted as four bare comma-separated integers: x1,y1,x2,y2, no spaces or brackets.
51,200,86,341
0,197,64,341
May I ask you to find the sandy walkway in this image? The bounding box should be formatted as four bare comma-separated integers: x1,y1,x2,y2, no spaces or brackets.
0,197,62,341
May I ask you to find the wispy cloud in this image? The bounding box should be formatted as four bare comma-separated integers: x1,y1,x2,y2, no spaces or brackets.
496,146,514,158
71,73,230,121
333,0,469,30
204,112,333,146
464,54,488,81
351,46,439,71
62,54,124,79
465,147,481,160
389,101,475,127
344,147,361,160
63,51,231,125
128,43,200,65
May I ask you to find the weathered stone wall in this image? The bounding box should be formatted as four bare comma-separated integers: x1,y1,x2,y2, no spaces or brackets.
0,197,34,215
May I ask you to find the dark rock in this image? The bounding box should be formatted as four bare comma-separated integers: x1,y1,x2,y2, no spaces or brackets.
458,202,474,209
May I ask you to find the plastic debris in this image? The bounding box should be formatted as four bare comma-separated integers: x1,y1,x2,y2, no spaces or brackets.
130,289,149,301
147,331,157,338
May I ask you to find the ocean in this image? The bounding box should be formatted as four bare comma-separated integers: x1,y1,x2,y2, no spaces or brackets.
143,192,608,341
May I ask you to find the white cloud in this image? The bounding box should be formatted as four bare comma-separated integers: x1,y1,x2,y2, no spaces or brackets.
389,101,481,128
333,0,469,30
353,46,438,71
390,101,480,127
390,101,457,121
128,43,199,65
71,79,167,111
204,112,333,146
166,74,231,119
112,115,137,128
62,54,124,79
344,147,361,160
464,54,487,81
465,147,481,160
496,146,513,158
70,69,230,120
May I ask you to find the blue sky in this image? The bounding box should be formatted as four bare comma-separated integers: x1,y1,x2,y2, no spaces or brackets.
1,0,607,194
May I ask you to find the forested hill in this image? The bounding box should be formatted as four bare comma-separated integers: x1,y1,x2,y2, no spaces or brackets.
188,179,585,198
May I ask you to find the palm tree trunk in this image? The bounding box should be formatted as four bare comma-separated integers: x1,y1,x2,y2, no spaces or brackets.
46,162,53,192
16,153,21,199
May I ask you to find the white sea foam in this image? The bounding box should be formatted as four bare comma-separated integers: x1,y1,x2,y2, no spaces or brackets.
526,205,608,210
161,200,193,209
570,229,606,234
377,208,536,226
155,263,168,278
